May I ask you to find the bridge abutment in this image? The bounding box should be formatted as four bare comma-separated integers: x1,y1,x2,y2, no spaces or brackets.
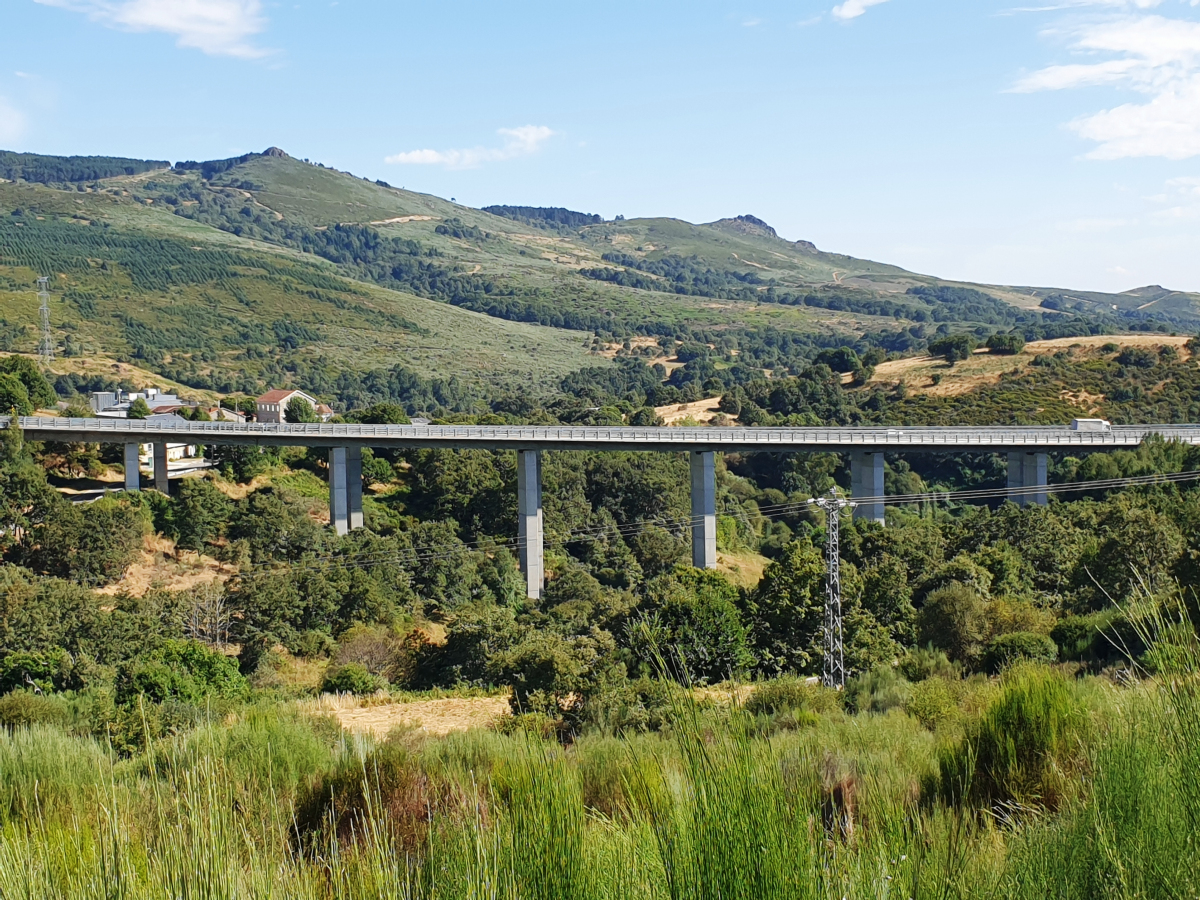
850,450,886,525
123,443,140,492
691,450,718,569
1007,451,1048,506
517,449,544,600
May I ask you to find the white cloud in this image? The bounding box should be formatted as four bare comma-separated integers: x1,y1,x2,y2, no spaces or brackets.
831,0,890,20
385,125,556,169
1015,12,1200,159
0,97,27,145
34,0,270,58
1151,174,1200,217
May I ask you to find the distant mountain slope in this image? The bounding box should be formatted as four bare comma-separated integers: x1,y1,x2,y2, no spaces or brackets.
2,145,1197,411
0,174,599,408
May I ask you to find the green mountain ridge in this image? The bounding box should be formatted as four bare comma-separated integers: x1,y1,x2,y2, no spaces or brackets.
1,145,1196,413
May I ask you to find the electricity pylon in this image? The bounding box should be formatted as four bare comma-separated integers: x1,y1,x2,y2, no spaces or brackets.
37,276,53,366
809,489,857,689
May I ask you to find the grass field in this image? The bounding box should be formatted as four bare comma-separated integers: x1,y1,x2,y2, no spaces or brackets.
1,652,1198,899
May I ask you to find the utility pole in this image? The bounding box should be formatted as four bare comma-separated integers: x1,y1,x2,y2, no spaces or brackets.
36,276,53,367
809,489,856,690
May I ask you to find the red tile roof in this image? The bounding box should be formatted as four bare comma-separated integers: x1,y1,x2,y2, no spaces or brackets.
257,389,301,403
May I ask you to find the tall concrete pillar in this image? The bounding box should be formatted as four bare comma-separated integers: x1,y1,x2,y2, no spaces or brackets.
850,450,886,525
690,450,718,569
347,446,364,531
152,443,169,494
329,447,349,535
517,450,544,600
1007,451,1048,507
123,443,141,492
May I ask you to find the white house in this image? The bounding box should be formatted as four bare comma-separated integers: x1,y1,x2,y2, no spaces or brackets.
256,389,330,424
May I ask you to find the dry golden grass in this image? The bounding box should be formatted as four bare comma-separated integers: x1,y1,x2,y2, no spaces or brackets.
0,351,219,404
864,334,1194,398
717,549,769,589
655,397,725,425
97,533,228,597
308,694,512,738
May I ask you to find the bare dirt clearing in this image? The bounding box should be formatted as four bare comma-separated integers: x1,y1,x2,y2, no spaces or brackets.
865,334,1193,397
656,397,725,425
97,534,227,597
316,695,511,737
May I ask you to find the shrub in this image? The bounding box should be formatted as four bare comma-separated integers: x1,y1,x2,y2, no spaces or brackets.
899,646,959,682
1052,609,1143,665
844,665,911,714
1117,347,1157,368
0,691,70,729
983,631,1058,673
985,333,1026,355
293,742,468,854
906,677,960,730
934,664,1088,812
0,649,75,694
918,583,989,664
577,676,684,734
928,334,977,364
320,662,383,695
115,640,249,705
744,676,838,716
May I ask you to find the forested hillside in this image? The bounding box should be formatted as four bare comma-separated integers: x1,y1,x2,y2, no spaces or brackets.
5,145,1199,420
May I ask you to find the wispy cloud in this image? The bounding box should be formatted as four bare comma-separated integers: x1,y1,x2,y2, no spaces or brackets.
831,0,890,20
1013,8,1200,159
34,0,271,58
385,126,556,169
0,96,27,145
1152,174,1200,217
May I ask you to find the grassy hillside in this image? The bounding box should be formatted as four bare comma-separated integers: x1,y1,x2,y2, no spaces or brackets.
0,176,599,407
3,145,1198,413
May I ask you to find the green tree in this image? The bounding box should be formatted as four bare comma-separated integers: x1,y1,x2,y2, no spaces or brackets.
0,374,32,416
226,486,323,566
928,334,977,365
208,444,271,483
173,477,232,555
742,538,826,675
0,418,59,553
631,568,754,684
0,356,55,409
127,397,152,419
355,402,410,424
918,583,989,665
17,496,148,587
285,396,317,423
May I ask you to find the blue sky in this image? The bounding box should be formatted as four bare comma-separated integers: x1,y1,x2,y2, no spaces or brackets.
2,0,1199,293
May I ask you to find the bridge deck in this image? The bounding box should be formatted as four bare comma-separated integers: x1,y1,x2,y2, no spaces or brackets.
9,416,1200,453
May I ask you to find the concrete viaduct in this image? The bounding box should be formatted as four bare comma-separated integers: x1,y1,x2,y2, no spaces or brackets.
10,416,1200,599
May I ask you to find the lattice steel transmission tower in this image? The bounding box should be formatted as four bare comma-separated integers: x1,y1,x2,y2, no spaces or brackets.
809,489,856,689
36,276,53,366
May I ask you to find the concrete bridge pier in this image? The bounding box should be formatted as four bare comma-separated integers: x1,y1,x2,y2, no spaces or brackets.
690,450,718,569
850,450,886,525
123,443,140,492
329,447,349,535
328,446,365,536
347,446,364,531
153,443,169,494
1008,451,1049,506
517,449,544,600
